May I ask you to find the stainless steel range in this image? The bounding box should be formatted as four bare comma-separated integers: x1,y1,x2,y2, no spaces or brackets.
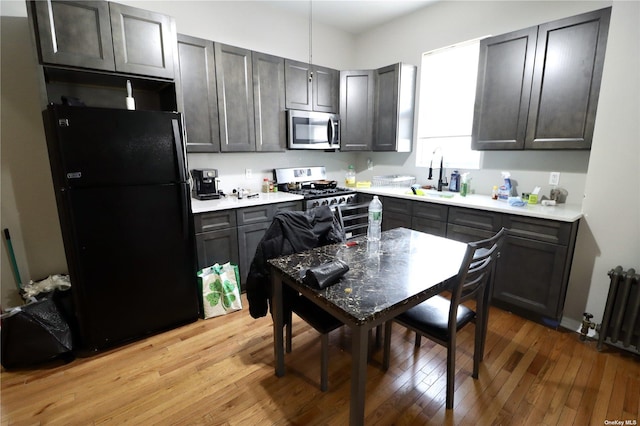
274,166,357,210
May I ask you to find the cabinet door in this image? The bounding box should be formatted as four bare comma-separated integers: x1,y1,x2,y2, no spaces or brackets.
33,0,115,71
195,228,240,271
176,34,220,153
237,222,271,287
525,8,611,149
273,201,303,214
492,235,568,324
340,70,374,151
373,64,399,151
109,3,175,79
412,202,448,236
471,27,536,150
446,223,496,243
284,59,312,111
373,63,415,152
313,65,339,113
412,217,447,237
237,204,272,226
383,211,412,232
448,206,502,232
215,43,256,152
194,210,236,234
253,52,286,152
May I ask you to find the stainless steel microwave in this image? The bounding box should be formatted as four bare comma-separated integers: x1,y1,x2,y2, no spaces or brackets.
287,110,340,150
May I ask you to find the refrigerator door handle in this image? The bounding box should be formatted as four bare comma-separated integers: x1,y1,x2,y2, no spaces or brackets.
180,183,190,238
172,119,187,182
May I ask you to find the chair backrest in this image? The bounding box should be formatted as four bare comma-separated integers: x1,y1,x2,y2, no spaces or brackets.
336,202,370,240
449,228,507,322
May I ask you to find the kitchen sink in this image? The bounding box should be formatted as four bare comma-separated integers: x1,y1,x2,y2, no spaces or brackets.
407,188,456,198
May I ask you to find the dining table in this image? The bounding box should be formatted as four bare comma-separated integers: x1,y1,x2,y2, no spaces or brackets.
268,227,468,426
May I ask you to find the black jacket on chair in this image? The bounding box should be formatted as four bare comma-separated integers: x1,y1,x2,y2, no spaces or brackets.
246,206,343,319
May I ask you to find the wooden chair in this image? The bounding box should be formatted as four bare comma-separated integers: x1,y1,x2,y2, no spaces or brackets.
285,295,342,391
382,228,507,409
336,202,370,240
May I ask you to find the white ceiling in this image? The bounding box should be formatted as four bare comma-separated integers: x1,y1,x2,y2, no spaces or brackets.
265,1,439,35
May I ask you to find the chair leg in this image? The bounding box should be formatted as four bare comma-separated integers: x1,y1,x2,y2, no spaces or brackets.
414,333,422,347
473,316,483,379
382,321,393,370
285,309,292,354
471,322,482,379
320,333,329,392
446,341,456,409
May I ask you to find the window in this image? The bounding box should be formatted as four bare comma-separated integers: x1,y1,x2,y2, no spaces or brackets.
416,39,484,170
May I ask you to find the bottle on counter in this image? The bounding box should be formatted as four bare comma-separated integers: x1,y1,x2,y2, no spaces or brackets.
491,186,499,200
367,196,383,242
262,178,270,193
345,165,356,188
449,170,460,192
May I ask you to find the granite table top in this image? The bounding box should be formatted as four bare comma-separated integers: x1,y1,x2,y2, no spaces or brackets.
268,227,468,326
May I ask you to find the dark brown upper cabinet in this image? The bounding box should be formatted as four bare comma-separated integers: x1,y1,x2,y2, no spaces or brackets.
284,59,339,113
525,8,610,149
472,7,611,150
109,2,175,79
32,0,115,71
31,0,175,80
340,70,375,151
176,34,220,153
215,43,256,152
372,63,416,152
471,28,537,150
252,52,286,152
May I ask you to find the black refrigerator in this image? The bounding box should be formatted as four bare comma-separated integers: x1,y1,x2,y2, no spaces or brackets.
43,105,200,352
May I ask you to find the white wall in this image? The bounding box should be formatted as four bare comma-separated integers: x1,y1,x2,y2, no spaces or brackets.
2,1,638,331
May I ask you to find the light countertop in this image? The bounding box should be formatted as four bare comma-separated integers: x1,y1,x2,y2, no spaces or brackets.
357,187,583,222
191,187,583,223
191,192,304,214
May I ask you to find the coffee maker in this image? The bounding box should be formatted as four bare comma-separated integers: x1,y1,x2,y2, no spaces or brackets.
191,169,221,200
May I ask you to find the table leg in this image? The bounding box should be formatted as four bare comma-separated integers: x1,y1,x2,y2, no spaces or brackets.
350,324,368,426
271,269,285,377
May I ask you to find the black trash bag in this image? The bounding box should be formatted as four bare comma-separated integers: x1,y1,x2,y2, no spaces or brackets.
1,297,74,369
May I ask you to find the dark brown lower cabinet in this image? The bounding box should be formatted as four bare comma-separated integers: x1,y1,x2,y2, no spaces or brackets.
195,201,302,291
492,235,569,326
372,195,579,326
194,210,239,271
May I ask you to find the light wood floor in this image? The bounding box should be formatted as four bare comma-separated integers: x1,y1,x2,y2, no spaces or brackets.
2,293,639,425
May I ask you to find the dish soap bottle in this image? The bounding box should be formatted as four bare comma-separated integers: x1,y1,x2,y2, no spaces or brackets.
345,165,356,188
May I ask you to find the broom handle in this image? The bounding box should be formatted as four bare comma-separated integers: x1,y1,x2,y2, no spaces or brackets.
3,228,22,290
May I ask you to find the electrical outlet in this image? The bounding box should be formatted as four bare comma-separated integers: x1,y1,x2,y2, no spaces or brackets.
245,169,252,179
549,172,560,186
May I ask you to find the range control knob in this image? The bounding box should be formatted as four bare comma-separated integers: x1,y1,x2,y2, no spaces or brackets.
311,201,320,208
338,197,346,204
329,198,338,205
321,200,329,206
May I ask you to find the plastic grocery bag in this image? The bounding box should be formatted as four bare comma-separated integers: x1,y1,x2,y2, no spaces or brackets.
197,262,242,319
1,297,74,369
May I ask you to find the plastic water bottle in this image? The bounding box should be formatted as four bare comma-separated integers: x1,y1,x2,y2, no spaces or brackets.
367,196,383,241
